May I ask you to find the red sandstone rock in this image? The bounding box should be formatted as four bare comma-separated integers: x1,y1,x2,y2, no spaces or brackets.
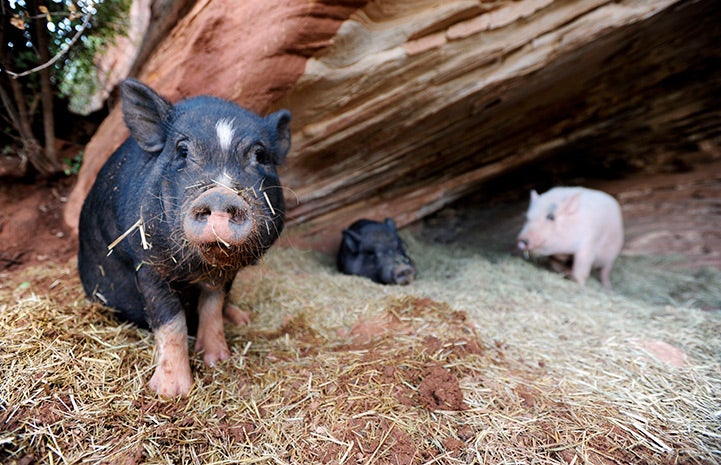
66,0,721,260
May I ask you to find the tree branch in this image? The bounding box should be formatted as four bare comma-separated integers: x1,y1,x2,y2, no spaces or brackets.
2,11,92,79
0,83,21,131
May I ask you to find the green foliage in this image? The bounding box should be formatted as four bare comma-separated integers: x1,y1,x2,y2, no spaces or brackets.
62,150,84,175
55,0,132,114
3,0,132,113
58,45,102,114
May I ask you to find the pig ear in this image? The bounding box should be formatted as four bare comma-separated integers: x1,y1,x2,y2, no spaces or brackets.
120,79,173,153
384,218,398,232
530,190,539,203
342,229,362,253
267,109,292,164
561,192,581,215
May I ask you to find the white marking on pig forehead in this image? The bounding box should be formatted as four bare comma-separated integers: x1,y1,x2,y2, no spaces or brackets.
217,170,233,186
215,118,236,153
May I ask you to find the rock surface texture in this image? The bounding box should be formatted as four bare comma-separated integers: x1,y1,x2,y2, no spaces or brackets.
66,0,721,254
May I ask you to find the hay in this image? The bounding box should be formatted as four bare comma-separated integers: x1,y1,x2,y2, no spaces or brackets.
1,231,720,464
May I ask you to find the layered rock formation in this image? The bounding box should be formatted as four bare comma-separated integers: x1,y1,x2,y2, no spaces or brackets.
66,0,721,254
64,0,366,234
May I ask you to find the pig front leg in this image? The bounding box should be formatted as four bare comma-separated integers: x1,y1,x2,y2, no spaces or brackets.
570,249,594,286
548,254,573,276
149,313,194,396
195,283,231,366
137,269,194,397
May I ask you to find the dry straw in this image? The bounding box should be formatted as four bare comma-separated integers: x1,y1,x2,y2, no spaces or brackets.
1,231,719,464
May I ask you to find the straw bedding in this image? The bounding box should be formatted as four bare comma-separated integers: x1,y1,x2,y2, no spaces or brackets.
1,229,719,464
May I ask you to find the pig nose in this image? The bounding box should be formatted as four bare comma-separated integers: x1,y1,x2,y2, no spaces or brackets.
393,264,416,285
517,239,529,250
191,191,247,223
184,189,253,245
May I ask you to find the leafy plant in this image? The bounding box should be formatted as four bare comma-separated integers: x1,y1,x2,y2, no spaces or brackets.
0,0,130,177
63,150,84,175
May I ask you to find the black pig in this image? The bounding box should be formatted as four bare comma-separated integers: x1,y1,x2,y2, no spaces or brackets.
78,79,291,397
337,218,416,285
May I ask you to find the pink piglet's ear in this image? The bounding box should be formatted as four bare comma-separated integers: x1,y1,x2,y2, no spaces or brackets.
561,192,581,215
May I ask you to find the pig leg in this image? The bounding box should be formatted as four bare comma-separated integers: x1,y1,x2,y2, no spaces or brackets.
599,261,614,290
570,250,593,286
549,254,573,276
195,284,231,366
223,303,252,326
137,269,194,397
149,313,194,397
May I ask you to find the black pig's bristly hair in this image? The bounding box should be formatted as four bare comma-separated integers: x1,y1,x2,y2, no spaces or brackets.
142,173,283,287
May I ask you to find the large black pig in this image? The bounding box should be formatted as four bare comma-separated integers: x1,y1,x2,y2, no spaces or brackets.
337,218,417,285
78,79,290,397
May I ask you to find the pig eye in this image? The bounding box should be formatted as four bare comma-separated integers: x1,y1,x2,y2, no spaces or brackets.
251,145,270,165
546,213,555,221
176,141,190,158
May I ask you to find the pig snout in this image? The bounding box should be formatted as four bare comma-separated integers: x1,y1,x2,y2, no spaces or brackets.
391,262,416,285
183,188,253,246
517,227,540,253
517,238,529,251
517,236,532,259
380,256,416,285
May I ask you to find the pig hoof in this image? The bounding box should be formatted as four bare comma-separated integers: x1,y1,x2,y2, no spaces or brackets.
149,368,194,397
202,346,230,367
223,303,252,326
196,338,231,366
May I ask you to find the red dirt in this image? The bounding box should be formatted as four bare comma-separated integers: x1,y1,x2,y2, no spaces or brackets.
0,176,77,272
417,363,468,411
